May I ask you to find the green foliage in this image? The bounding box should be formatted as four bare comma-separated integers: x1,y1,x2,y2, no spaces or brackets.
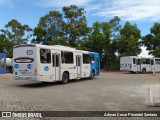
142,23,160,57
32,11,65,44
63,5,90,47
83,17,121,70
0,6,147,71
33,5,90,47
0,30,14,57
107,16,121,70
4,19,32,44
0,35,5,53
84,21,112,69
109,16,121,40
117,21,141,56
0,19,32,57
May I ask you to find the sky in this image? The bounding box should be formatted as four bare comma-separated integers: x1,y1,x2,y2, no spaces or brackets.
0,0,160,57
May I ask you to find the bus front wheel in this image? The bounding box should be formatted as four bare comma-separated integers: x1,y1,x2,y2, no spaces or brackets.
90,71,95,80
61,72,69,84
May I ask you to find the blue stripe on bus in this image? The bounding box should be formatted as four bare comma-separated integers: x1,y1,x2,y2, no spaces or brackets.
88,52,100,76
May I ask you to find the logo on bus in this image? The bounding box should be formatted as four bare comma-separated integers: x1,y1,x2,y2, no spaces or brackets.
44,66,49,71
14,64,19,68
27,64,33,69
68,66,76,69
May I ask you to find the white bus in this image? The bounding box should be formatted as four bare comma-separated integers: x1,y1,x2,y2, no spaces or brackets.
13,44,100,83
120,56,160,73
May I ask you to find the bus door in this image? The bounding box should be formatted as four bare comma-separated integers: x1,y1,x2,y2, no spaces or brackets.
136,59,141,72
76,55,81,78
146,59,151,72
151,59,154,72
52,53,60,81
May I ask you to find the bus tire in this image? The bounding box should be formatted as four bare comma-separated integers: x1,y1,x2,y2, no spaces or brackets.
90,71,95,80
61,72,69,84
142,68,146,74
9,68,13,73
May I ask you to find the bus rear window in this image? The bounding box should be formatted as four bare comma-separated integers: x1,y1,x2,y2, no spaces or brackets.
14,57,34,63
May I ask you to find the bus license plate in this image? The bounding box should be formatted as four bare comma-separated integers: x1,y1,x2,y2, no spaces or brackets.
21,72,26,75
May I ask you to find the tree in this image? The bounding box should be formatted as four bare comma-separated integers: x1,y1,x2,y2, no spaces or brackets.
142,23,160,57
117,21,141,56
0,19,32,57
33,5,90,47
63,5,90,47
108,16,121,70
0,31,6,53
32,11,66,45
0,30,14,57
109,16,121,40
85,17,121,70
4,19,32,44
85,21,111,69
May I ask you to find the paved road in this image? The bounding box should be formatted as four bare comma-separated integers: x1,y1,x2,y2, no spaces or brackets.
0,72,160,120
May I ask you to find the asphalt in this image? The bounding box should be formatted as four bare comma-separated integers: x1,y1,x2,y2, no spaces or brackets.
0,72,160,120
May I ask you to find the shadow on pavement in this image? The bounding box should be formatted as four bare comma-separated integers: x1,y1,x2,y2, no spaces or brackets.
120,72,153,74
15,78,98,88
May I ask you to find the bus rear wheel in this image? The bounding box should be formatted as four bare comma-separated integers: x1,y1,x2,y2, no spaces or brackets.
142,68,146,74
61,72,69,84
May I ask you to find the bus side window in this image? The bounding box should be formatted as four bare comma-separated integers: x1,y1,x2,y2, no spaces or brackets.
141,59,146,64
61,51,64,64
137,59,140,65
136,59,140,65
83,54,90,64
133,58,135,64
155,59,160,65
47,53,51,63
151,60,154,65
64,52,74,64
90,55,94,64
40,49,51,63
146,59,150,64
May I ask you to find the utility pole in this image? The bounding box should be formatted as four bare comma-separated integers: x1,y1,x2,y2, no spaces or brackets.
153,58,155,76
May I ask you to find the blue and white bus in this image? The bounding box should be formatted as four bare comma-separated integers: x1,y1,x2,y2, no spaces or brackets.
13,44,100,83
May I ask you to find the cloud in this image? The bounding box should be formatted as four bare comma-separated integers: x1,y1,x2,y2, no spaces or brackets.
0,0,11,5
93,0,160,22
35,0,160,22
138,46,153,57
0,0,13,7
36,0,93,8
